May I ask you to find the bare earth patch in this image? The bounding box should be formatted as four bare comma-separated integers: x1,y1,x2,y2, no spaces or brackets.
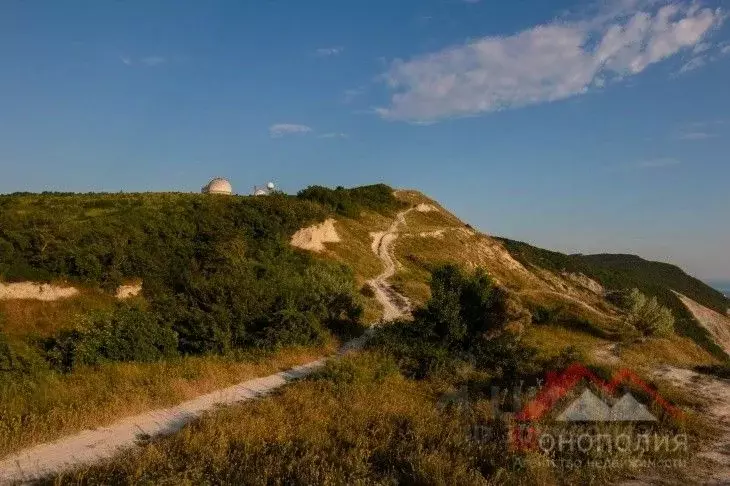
654,365,730,484
415,203,438,213
115,283,142,299
290,218,341,252
0,282,78,301
674,292,730,356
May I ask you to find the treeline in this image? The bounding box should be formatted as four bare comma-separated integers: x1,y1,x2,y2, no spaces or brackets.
297,184,407,218
497,238,729,359
0,185,401,374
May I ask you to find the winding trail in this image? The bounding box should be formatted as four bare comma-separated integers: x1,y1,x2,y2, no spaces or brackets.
366,208,413,322
0,210,413,484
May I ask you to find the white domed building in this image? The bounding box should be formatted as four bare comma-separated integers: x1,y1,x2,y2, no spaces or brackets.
253,181,276,196
202,177,233,195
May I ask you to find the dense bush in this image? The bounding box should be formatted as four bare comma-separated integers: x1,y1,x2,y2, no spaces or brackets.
42,306,179,371
370,264,536,380
0,190,371,367
155,259,362,354
297,184,406,218
607,288,675,337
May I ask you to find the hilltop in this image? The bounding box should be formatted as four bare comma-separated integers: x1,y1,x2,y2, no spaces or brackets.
1,184,730,483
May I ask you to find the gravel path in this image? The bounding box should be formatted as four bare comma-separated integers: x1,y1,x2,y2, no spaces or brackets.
0,209,413,484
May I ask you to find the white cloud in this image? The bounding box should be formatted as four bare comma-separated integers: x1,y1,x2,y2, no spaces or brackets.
315,47,344,57
377,1,725,122
637,158,681,168
269,123,313,138
318,132,349,139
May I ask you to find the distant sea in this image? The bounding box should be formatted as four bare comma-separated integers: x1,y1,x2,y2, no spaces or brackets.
709,281,730,298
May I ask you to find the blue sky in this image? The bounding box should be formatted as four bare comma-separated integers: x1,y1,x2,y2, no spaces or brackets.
1,0,729,281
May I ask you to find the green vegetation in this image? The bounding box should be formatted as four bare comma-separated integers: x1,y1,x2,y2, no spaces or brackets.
0,186,405,360
56,264,702,485
607,288,675,337
369,264,538,381
0,185,404,454
41,305,179,372
497,238,729,359
297,183,407,218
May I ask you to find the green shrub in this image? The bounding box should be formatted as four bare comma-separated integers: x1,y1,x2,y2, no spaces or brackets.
608,288,675,337
370,264,536,380
297,184,405,217
0,331,49,378
43,306,179,371
420,264,508,346
470,332,539,379
0,191,367,367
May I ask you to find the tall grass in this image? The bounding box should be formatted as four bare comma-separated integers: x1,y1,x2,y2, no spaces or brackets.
50,352,708,486
0,343,334,457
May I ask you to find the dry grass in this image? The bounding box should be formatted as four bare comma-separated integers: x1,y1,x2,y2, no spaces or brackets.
620,335,718,370
522,324,609,363
327,213,390,282
0,343,336,457
52,353,507,485
50,351,708,485
0,288,126,338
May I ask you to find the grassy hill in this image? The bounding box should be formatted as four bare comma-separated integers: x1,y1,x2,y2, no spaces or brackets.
0,185,402,455
1,185,726,484
497,238,730,359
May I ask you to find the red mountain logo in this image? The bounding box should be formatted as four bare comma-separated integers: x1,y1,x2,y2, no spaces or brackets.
511,363,682,450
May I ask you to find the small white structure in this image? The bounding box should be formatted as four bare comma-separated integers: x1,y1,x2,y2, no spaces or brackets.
253,181,276,196
202,177,233,195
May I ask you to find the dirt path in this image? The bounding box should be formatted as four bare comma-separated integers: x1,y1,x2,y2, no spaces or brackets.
366,208,413,322
653,366,730,484
0,210,413,484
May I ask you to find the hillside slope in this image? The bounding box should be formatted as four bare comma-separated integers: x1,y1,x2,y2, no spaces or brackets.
2,185,728,483
497,238,730,359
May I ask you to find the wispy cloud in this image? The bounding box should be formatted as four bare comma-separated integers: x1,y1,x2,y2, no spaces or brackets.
377,1,726,122
120,55,168,67
342,87,365,104
315,46,344,57
675,120,725,139
318,132,349,139
140,56,167,67
678,131,716,140
679,56,708,73
679,40,730,73
637,158,681,169
269,123,313,138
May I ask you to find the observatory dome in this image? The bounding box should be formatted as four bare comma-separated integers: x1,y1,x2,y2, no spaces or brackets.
202,177,233,195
